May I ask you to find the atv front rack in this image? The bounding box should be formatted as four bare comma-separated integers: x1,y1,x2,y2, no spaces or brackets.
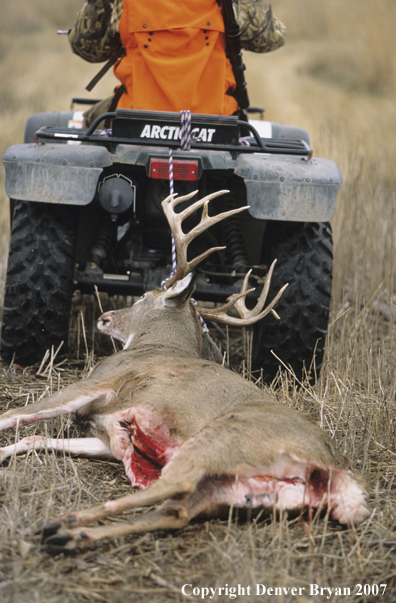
35,109,312,157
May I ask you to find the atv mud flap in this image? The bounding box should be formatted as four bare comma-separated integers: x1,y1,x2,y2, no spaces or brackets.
235,154,342,222
3,143,112,205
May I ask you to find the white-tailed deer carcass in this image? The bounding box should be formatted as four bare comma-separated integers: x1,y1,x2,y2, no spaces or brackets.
0,190,369,552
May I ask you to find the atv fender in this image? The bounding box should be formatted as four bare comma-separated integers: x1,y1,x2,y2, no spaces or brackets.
3,143,112,205
235,154,342,222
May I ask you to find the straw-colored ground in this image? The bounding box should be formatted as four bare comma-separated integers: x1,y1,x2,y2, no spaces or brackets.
1,1,396,601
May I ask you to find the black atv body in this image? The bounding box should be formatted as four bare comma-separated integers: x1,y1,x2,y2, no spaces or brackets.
1,106,341,380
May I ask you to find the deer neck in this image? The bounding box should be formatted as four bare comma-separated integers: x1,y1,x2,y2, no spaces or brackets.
132,308,203,357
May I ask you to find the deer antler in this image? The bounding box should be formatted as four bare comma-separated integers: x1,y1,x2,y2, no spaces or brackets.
196,260,288,327
161,190,248,288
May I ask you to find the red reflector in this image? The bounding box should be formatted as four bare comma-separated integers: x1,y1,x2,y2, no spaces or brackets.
149,158,198,181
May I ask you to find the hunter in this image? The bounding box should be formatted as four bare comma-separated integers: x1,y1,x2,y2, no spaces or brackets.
69,0,286,121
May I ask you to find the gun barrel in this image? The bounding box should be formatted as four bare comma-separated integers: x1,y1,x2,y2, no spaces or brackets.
221,0,250,110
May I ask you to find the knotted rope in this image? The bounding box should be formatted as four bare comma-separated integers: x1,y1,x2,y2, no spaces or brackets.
180,109,192,151
161,111,209,333
167,148,177,278
163,110,191,284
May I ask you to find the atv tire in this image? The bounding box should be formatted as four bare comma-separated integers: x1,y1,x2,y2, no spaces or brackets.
1,201,78,366
254,221,333,383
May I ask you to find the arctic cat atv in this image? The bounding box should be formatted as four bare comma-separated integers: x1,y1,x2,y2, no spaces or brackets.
1,105,341,380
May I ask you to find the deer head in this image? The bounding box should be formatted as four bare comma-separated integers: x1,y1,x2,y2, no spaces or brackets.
98,190,287,359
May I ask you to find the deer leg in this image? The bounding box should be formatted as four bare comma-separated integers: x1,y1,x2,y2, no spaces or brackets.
43,476,233,553
43,502,191,552
41,475,197,533
0,381,114,432
0,436,113,464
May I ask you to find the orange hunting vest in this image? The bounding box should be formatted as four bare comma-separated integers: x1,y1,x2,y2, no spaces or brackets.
115,0,238,115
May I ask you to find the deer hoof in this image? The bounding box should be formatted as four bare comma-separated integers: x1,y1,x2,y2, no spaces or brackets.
38,521,63,540
43,528,96,552
44,532,74,549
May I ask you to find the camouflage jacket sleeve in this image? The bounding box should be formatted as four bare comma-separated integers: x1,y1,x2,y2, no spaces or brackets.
68,0,123,63
234,0,286,53
69,0,285,63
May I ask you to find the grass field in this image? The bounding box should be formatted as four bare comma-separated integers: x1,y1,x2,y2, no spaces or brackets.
0,1,396,601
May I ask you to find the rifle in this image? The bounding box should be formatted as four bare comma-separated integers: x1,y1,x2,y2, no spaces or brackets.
220,0,250,110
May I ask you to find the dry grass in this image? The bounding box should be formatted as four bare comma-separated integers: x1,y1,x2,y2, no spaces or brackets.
1,1,396,601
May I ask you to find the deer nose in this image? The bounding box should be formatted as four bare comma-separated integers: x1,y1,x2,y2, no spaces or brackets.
97,311,114,329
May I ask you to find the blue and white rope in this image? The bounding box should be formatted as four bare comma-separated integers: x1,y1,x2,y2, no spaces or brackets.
168,146,174,195
168,148,177,278
163,110,191,285
193,299,210,333
180,109,191,151
161,111,209,332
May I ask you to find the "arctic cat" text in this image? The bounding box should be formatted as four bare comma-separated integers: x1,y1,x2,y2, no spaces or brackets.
140,125,216,142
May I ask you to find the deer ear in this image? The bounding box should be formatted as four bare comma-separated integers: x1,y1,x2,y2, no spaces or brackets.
162,273,196,307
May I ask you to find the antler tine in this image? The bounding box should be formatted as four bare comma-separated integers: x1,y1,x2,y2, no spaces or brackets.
197,260,288,327
233,260,276,320
161,190,249,287
166,189,225,216
162,189,200,212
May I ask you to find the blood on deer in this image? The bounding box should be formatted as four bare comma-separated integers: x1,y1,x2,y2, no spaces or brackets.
0,190,369,552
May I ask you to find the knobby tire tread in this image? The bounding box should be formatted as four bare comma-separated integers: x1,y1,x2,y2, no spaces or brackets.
1,202,78,366
255,221,333,383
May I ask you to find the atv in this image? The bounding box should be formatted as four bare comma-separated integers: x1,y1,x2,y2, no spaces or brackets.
1,103,341,381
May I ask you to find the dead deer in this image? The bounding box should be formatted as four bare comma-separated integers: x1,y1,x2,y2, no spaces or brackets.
0,190,369,552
